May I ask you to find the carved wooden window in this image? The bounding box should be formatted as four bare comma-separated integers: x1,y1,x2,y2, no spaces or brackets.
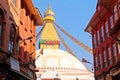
105,21,109,37
95,56,98,71
103,50,107,67
99,53,102,69
97,30,100,45
110,16,114,29
108,47,112,65
114,5,118,21
0,8,5,45
112,43,117,62
9,24,15,53
93,33,97,48
101,25,104,42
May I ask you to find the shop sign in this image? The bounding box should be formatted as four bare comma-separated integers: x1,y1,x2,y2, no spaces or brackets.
10,57,20,71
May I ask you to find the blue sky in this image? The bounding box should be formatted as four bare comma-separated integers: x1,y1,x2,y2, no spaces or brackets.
33,0,97,71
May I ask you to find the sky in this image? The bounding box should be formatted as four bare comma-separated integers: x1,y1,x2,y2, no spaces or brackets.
33,0,97,71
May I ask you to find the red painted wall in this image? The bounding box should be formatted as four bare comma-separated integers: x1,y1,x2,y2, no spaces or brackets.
90,0,120,79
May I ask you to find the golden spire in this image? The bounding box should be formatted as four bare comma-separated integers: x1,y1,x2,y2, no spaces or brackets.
43,5,55,21
40,5,60,49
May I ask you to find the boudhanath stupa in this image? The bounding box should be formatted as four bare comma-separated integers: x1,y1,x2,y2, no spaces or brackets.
35,5,94,80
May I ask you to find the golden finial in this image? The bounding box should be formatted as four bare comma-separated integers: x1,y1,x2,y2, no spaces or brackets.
44,4,55,21
48,4,51,11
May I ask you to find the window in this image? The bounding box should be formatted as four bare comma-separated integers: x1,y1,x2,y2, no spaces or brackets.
0,24,2,44
97,30,100,45
103,50,107,67
9,24,15,53
93,33,97,48
108,47,112,65
119,2,120,13
101,26,104,42
0,8,4,45
105,21,109,37
110,16,114,29
95,56,98,71
99,53,102,69
114,5,118,21
112,43,117,62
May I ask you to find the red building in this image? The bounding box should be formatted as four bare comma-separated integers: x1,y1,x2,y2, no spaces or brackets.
0,0,43,80
85,0,120,80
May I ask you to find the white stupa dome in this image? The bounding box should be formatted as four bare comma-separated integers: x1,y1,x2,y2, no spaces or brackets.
36,49,87,69
35,49,94,80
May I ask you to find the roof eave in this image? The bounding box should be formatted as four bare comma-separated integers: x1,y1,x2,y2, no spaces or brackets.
85,11,98,33
24,0,43,26
85,6,108,33
24,0,36,14
34,8,43,26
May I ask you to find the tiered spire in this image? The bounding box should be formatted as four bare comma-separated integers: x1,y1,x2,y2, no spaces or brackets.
40,5,60,49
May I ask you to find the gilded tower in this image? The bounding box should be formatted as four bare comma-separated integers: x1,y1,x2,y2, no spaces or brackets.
39,5,60,49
